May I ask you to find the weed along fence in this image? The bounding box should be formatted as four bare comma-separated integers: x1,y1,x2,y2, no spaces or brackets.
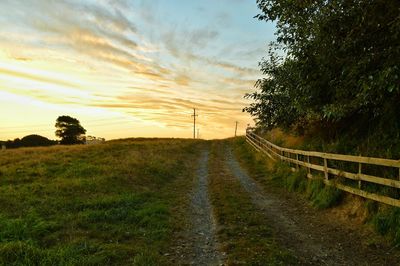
246,130,400,208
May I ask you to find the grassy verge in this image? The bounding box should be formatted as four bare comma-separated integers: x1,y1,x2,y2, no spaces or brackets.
233,137,400,245
232,137,343,210
0,139,202,265
208,140,295,265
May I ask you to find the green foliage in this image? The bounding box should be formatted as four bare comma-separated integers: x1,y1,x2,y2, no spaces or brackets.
246,0,400,148
372,207,400,245
55,115,86,145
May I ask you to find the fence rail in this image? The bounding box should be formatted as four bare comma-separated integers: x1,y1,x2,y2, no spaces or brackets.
246,130,400,207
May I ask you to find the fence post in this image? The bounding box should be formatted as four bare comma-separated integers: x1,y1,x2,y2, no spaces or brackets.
358,162,362,189
296,153,299,169
307,155,311,176
324,157,328,180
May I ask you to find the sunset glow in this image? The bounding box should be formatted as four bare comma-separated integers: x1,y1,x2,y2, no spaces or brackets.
0,0,275,140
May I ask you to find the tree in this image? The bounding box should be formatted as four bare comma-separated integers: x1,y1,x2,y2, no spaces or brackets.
3,135,57,149
245,0,400,142
20,135,57,147
55,116,86,145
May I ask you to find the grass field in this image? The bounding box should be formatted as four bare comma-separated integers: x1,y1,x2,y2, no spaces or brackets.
0,139,203,265
5,137,379,265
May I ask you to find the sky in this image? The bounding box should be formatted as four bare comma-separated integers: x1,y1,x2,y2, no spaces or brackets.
0,0,276,140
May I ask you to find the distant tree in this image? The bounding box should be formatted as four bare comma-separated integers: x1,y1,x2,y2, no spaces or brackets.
5,138,21,149
55,116,86,145
20,135,57,147
3,135,57,149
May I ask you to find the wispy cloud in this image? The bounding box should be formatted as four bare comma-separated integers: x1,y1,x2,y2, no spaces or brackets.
0,0,271,139
0,66,78,89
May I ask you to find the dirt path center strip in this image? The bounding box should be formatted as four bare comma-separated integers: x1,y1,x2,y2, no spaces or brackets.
189,149,221,265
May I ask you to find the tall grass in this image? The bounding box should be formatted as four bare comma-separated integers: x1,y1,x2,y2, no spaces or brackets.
371,206,400,245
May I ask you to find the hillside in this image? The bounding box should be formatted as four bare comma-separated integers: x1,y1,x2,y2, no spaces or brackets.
1,138,400,265
0,139,203,265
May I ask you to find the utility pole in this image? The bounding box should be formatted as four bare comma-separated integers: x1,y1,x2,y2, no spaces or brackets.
235,121,238,137
191,108,198,139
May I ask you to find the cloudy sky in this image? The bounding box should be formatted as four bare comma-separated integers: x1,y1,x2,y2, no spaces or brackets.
0,0,275,140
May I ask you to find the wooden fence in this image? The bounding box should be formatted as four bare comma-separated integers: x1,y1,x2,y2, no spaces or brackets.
246,130,400,207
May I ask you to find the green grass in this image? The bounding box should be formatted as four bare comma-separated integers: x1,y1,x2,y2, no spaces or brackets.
208,140,295,265
370,206,400,245
0,139,203,265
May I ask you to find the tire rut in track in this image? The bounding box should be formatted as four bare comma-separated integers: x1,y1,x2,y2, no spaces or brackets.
188,149,221,265
224,145,400,266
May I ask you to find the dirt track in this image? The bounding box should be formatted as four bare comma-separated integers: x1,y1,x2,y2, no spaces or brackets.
224,145,400,265
171,149,222,265
171,143,400,265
